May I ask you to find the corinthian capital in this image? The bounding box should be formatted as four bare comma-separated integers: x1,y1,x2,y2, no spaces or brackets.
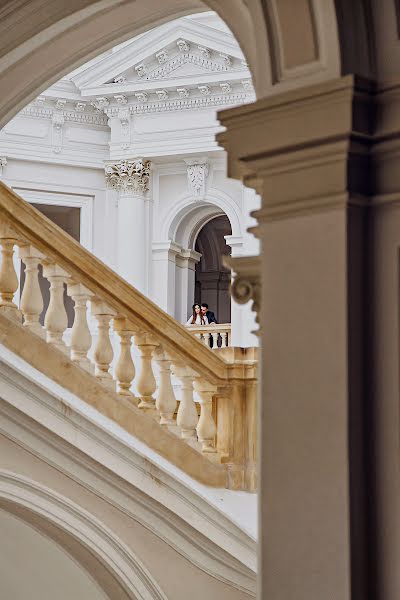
105,159,151,194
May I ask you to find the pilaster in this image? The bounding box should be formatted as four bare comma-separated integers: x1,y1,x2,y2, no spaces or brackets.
218,75,376,600
175,248,201,322
151,241,181,314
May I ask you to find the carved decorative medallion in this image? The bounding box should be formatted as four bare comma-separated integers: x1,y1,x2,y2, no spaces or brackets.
105,159,151,194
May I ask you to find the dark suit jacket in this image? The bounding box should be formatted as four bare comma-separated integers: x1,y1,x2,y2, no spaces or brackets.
206,310,217,324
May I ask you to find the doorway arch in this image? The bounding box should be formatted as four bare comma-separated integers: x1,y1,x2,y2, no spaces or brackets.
194,215,232,324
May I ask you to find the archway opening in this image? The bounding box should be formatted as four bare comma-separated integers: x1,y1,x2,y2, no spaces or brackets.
194,215,232,324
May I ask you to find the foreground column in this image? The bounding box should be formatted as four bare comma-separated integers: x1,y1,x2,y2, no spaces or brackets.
218,76,375,600
105,159,150,293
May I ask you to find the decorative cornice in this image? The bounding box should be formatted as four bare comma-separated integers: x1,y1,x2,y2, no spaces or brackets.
22,104,108,126
105,91,254,115
105,159,151,194
217,76,374,220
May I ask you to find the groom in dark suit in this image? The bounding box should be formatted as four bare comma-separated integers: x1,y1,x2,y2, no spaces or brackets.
201,303,217,324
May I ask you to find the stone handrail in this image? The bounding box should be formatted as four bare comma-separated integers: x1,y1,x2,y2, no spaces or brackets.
186,324,231,347
0,182,257,490
0,182,227,383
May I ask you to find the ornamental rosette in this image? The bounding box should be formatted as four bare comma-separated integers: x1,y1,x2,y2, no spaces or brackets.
105,159,151,194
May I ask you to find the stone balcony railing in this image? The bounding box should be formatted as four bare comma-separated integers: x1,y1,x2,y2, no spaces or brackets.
186,323,231,348
0,181,257,491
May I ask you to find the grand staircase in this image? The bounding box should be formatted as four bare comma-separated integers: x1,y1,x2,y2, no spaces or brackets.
0,181,257,492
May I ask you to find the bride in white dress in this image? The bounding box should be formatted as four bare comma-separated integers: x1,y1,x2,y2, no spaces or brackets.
186,303,209,326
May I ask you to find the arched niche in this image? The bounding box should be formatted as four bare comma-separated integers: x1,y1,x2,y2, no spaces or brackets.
0,470,168,600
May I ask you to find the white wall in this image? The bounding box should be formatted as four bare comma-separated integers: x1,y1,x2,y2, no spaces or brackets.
0,21,259,347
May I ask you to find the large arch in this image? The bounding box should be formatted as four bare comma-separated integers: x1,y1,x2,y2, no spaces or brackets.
0,470,168,600
0,0,343,129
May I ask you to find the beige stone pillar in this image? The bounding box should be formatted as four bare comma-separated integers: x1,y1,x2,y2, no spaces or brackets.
218,76,377,600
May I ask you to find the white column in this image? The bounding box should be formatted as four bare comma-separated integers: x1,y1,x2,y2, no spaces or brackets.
151,241,181,313
175,249,201,323
105,159,150,294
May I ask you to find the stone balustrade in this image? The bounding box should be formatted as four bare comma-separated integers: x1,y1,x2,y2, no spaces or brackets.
0,182,258,491
186,323,231,348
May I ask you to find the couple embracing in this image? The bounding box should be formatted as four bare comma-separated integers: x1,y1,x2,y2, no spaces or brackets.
186,303,217,326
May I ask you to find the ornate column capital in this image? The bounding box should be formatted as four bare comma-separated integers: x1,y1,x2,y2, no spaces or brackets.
223,255,261,327
105,159,151,195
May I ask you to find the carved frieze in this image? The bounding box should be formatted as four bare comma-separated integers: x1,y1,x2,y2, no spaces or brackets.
219,53,232,67
135,64,147,78
114,94,128,105
135,92,148,103
177,87,189,98
156,49,168,64
185,160,209,198
198,85,210,96
198,46,211,59
148,53,228,80
156,89,168,100
105,159,151,195
177,39,190,52
241,80,253,92
220,83,232,94
92,97,110,111
55,98,66,111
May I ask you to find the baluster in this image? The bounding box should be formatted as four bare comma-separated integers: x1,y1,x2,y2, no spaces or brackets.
18,245,44,335
205,332,212,347
42,263,70,349
194,378,217,452
113,317,137,400
154,348,177,425
135,333,158,410
222,330,229,348
67,282,93,368
0,224,20,320
211,331,219,349
174,365,198,441
91,300,115,388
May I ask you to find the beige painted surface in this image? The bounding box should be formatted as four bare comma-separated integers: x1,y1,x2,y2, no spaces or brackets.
0,434,251,600
0,509,107,600
260,208,350,599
